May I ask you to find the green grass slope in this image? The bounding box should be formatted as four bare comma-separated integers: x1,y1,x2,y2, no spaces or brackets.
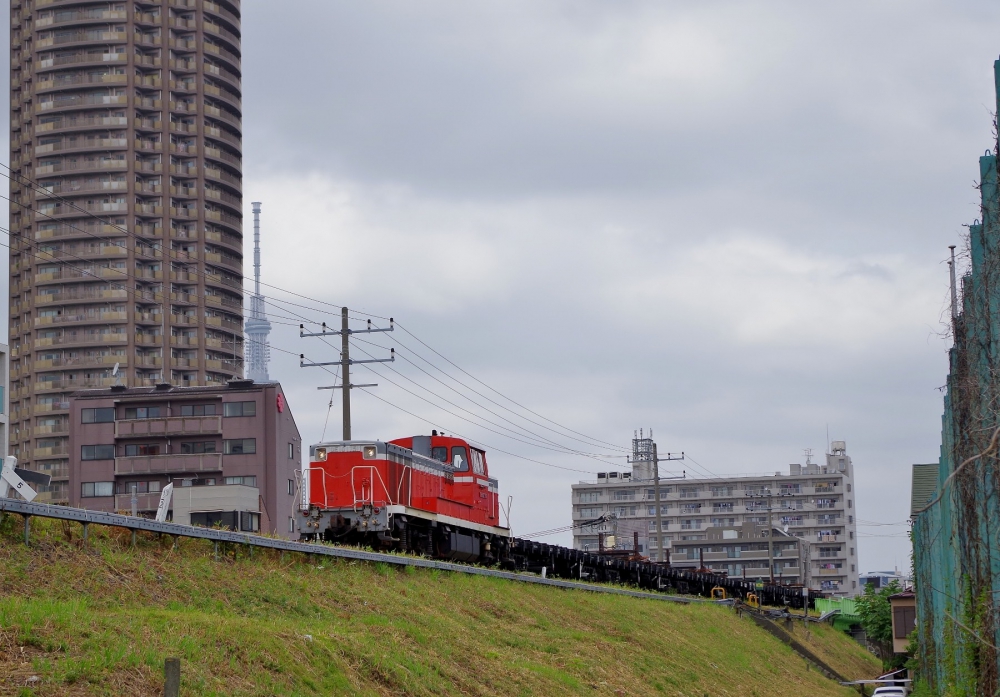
0,517,879,696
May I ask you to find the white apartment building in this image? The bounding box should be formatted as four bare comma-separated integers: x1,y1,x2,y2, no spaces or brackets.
570,441,860,595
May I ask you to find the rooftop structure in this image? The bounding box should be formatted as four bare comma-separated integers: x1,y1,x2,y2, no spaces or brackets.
8,0,245,503
571,441,860,595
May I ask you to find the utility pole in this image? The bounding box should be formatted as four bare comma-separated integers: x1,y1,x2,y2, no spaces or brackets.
300,307,394,440
632,431,684,563
767,490,774,583
341,308,350,439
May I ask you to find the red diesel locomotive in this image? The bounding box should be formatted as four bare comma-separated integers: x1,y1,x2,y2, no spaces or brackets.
299,431,510,562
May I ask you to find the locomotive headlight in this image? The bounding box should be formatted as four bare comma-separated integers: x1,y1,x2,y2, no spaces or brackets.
313,447,327,461
363,446,377,459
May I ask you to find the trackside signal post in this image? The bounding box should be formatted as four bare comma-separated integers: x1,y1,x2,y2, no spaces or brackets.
300,307,394,439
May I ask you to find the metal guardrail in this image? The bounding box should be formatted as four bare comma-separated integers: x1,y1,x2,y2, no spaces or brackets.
0,498,697,604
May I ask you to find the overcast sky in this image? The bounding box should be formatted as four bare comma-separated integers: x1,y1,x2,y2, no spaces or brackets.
8,1,1000,573
233,0,1000,574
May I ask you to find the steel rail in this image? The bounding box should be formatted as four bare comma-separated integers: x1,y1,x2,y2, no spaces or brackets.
0,498,700,604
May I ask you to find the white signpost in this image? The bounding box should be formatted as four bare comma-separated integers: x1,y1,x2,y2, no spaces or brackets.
0,457,38,502
155,483,174,523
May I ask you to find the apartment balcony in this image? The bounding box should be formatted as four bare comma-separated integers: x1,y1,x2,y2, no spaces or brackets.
33,446,68,459
36,52,127,71
35,311,128,327
115,453,223,476
35,225,126,241
204,0,241,28
35,9,127,28
35,159,128,175
35,424,68,436
204,21,240,49
203,40,241,71
204,166,242,189
34,402,70,414
205,229,243,252
115,415,222,439
35,116,128,133
35,333,127,348
34,355,124,369
37,30,127,49
202,106,241,132
36,94,128,113
36,377,118,392
39,179,128,195
35,74,127,93
204,251,241,271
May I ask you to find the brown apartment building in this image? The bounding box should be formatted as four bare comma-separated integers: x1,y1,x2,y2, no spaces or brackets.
8,0,245,503
68,380,302,538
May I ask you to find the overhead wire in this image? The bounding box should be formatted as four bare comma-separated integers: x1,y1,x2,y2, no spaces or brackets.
1,165,631,470
274,301,621,465
265,293,630,455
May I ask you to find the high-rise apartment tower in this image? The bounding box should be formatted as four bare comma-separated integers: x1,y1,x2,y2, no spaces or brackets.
8,0,245,502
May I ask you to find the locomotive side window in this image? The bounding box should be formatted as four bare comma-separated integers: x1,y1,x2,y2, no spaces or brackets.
431,446,449,463
471,449,486,475
451,446,469,472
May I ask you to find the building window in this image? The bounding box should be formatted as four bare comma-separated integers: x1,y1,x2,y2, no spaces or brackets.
288,443,294,459
223,438,256,455
180,404,217,416
240,511,260,532
81,444,114,460
124,406,162,420
81,481,113,497
579,492,600,503
124,444,161,457
180,441,216,454
81,407,114,424
288,479,294,495
119,481,149,494
612,490,635,501
224,476,257,487
680,487,699,498
223,401,256,418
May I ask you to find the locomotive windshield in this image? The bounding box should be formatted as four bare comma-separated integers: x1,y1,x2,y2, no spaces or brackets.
452,446,469,471
431,446,448,462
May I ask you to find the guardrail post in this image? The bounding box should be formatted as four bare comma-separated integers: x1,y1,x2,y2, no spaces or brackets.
82,522,88,546
163,657,180,697
213,541,219,561
22,515,30,546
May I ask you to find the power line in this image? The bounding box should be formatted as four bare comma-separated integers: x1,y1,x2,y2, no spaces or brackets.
265,293,630,455
263,295,624,462
2,165,624,467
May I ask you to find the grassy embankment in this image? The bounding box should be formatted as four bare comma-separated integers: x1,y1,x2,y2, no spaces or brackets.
0,515,881,696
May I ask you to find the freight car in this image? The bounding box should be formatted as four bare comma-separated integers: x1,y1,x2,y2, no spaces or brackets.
298,432,819,609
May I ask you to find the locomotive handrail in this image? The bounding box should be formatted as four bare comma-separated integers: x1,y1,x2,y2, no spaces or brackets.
351,465,393,510
393,464,412,508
